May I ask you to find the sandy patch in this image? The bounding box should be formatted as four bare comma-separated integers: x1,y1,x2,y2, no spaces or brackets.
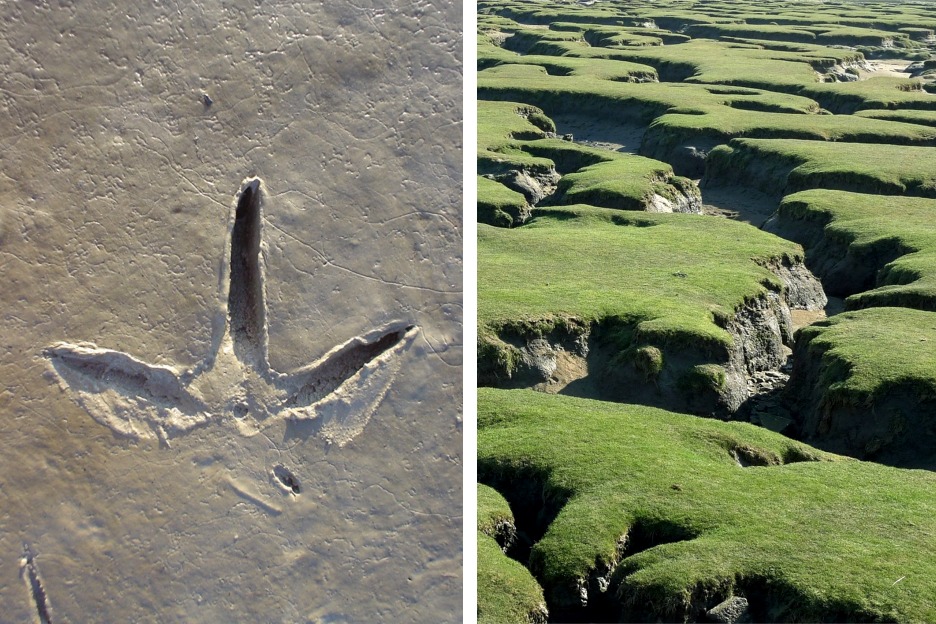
862,61,914,79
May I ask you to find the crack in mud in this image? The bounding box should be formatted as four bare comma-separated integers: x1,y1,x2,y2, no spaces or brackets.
228,179,267,366
20,543,52,624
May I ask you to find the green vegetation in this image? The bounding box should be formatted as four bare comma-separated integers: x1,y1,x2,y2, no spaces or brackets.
479,483,515,538
706,138,936,198
479,206,804,400
515,38,829,89
644,105,936,166
479,485,549,624
793,308,936,407
478,99,553,172
787,308,936,464
479,101,701,215
477,0,936,619
479,61,820,120
478,175,530,227
855,108,936,128
483,21,933,112
479,39,658,82
480,388,936,622
553,153,698,212
685,22,915,48
770,189,936,310
800,77,936,115
484,3,631,27
479,206,802,345
686,23,821,44
550,22,691,46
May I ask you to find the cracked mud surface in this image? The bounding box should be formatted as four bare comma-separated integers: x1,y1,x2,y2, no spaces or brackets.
0,1,461,621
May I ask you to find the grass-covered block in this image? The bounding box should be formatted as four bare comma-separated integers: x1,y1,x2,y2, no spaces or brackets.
479,206,816,413
785,307,936,467
479,388,936,623
705,138,936,198
478,484,549,624
478,175,531,227
765,189,936,310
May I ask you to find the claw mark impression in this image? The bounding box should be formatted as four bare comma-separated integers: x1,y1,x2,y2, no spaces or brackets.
44,178,419,446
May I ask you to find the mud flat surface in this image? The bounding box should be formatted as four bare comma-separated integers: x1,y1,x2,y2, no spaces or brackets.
0,1,461,621
550,113,647,153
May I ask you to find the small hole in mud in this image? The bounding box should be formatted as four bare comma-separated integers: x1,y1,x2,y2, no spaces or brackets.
273,465,301,494
233,403,248,419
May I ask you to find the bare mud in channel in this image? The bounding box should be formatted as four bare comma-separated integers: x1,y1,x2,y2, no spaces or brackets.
0,2,461,621
551,113,649,153
698,184,783,228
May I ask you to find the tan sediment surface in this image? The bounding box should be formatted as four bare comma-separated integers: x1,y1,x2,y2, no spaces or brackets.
862,60,914,79
0,1,461,621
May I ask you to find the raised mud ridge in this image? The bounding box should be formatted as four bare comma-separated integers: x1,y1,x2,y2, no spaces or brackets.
479,256,825,416
44,178,419,446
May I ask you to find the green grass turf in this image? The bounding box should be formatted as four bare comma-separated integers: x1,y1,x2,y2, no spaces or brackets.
786,307,936,464
476,3,936,619
485,29,933,113
478,205,803,354
478,175,529,227
631,9,733,30
529,142,699,211
568,24,665,47
477,484,546,624
481,0,936,33
482,2,631,27
814,26,913,46
478,534,549,624
478,99,556,174
549,22,691,45
644,105,936,160
499,26,587,56
479,483,515,537
478,484,549,624
686,23,820,44
478,13,522,31
705,138,936,198
726,9,936,32
479,63,819,126
771,189,936,310
685,21,915,47
479,38,659,81
800,77,936,115
479,387,936,622
855,108,936,128
516,38,828,89
478,99,550,150
478,100,698,214
793,307,936,408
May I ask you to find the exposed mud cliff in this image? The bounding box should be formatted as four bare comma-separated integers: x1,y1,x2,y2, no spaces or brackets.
479,257,826,415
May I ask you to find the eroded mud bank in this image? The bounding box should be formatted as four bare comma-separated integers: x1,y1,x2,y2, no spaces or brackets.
479,257,826,416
